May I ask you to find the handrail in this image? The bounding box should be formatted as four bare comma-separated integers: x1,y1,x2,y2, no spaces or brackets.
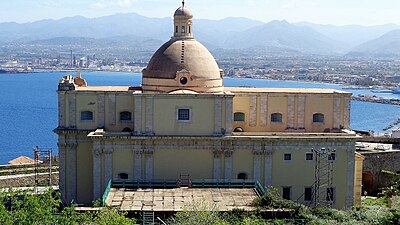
102,179,112,206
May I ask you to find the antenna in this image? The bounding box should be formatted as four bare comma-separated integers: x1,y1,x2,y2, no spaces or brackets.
182,0,185,7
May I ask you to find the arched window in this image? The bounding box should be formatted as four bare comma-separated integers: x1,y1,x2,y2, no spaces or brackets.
237,172,248,180
175,26,178,33
118,173,128,180
80,111,93,121
271,113,283,123
122,127,132,132
234,112,245,122
120,111,132,121
189,26,191,33
233,127,244,132
181,26,185,33
313,113,325,123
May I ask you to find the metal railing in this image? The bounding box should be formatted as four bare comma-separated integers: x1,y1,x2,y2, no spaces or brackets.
102,179,266,206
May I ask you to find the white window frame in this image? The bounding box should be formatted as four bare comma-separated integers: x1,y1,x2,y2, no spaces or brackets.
312,113,325,124
271,113,283,123
305,152,314,161
283,153,292,161
80,110,94,122
119,111,133,122
176,107,192,123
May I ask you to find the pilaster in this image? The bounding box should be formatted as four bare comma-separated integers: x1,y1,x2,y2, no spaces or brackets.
145,96,154,134
224,146,233,180
103,142,113,189
287,96,295,129
345,144,356,208
133,144,142,180
68,93,76,128
57,135,67,203
98,93,105,128
134,95,142,134
344,97,351,129
333,97,341,129
66,137,77,203
108,94,116,126
253,143,263,182
260,95,268,126
92,141,102,200
297,96,305,129
58,92,66,127
213,142,222,179
144,142,154,180
264,143,273,187
214,98,222,135
249,96,257,126
225,97,233,134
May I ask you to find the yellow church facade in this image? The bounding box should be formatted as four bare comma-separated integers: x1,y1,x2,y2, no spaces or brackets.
55,3,359,209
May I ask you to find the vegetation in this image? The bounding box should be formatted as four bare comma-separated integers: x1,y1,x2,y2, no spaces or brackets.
2,183,400,224
0,189,136,225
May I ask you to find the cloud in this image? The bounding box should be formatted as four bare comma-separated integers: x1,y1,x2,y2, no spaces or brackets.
91,0,138,9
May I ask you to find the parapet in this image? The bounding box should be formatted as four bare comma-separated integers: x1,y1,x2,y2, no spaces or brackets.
58,73,87,91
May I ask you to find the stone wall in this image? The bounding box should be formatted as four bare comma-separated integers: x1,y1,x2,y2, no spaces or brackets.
0,173,59,188
361,151,400,195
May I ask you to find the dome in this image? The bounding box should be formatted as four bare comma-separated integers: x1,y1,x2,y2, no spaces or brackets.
174,6,193,18
143,39,221,80
141,3,223,93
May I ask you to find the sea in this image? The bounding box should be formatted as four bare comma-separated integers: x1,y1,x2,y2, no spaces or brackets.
0,72,399,165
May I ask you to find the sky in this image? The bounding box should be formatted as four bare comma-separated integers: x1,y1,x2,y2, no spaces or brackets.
1,0,400,26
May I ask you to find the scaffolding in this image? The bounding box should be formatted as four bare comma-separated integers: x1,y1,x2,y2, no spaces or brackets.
33,146,53,194
312,148,335,208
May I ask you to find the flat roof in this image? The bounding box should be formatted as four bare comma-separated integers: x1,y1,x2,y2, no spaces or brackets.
105,187,258,212
225,87,349,94
74,86,349,95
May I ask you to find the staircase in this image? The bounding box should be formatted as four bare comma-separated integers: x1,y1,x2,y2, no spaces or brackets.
178,174,191,187
142,211,154,225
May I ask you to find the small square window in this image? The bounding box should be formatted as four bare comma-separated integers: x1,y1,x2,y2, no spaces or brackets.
282,187,291,200
304,187,313,202
328,153,336,161
326,187,334,202
284,153,292,161
178,108,190,121
305,153,313,161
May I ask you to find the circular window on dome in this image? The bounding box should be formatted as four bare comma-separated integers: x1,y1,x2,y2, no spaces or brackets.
180,77,188,85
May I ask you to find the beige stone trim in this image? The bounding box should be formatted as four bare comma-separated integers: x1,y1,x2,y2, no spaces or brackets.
288,96,295,128
214,98,222,135
249,96,257,126
68,93,76,128
134,95,142,134
297,96,306,129
97,93,105,128
92,141,102,200
260,95,268,126
108,94,116,126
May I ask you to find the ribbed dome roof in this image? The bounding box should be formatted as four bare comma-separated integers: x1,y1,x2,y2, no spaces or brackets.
174,6,193,18
143,39,221,80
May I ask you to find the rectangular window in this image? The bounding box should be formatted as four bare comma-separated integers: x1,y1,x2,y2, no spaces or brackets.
326,187,334,202
81,111,93,121
234,112,245,122
282,187,291,200
284,153,292,161
178,108,190,121
328,153,336,161
304,187,312,202
305,152,313,161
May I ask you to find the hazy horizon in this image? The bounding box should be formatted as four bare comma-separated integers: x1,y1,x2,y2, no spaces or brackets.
1,0,400,26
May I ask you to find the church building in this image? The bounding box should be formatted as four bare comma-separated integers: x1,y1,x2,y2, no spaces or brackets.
55,3,360,209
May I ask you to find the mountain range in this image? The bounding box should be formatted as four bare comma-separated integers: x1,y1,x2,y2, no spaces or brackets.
1,13,399,57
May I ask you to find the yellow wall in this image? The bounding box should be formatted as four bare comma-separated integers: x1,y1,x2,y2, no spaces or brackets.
75,94,98,130
112,149,134,180
354,153,364,206
232,149,254,180
112,95,135,132
153,150,213,179
153,97,216,135
76,142,93,205
232,93,348,133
